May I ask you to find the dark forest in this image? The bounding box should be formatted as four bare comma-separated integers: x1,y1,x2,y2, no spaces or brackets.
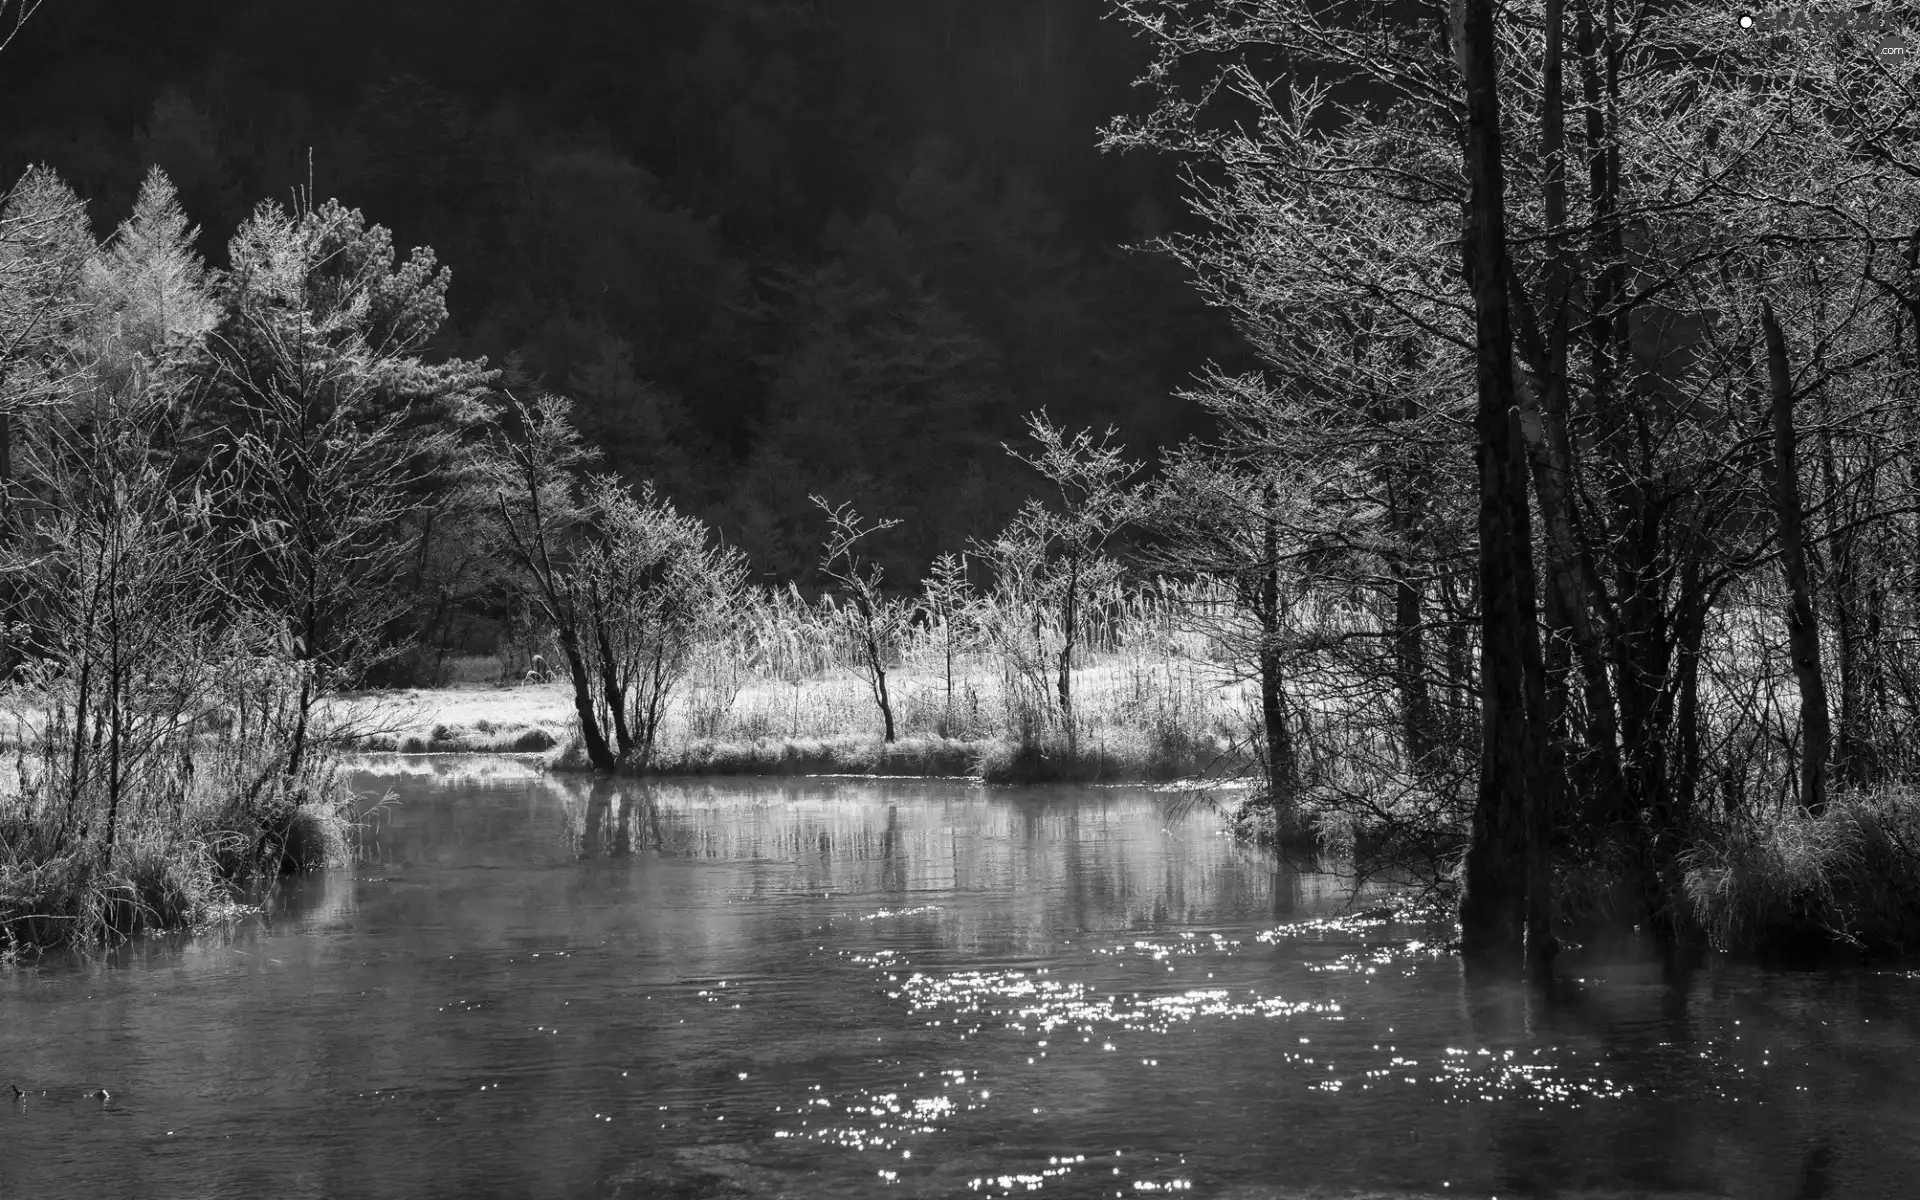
1,0,1244,585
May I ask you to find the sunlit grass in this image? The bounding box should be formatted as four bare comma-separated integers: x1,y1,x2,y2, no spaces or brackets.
324,650,1257,785
1,738,362,957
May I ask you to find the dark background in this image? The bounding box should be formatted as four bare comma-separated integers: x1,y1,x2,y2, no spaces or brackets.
1,0,1249,582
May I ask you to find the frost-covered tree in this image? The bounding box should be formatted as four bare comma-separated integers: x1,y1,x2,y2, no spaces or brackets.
192,196,497,775
82,167,217,372
1102,0,1920,967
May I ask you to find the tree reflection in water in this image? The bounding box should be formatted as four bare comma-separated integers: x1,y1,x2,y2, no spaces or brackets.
576,778,666,858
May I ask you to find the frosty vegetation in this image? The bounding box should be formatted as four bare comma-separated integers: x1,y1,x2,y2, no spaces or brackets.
5,1,1920,969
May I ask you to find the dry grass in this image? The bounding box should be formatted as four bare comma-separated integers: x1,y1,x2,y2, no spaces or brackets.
2,657,371,958
1683,788,1920,959
320,683,572,756
653,734,983,777
332,650,1258,785
1,745,361,958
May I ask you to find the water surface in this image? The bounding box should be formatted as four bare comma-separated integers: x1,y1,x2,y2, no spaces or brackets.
3,757,1918,1198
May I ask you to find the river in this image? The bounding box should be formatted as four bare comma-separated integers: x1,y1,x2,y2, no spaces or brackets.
2,756,1917,1198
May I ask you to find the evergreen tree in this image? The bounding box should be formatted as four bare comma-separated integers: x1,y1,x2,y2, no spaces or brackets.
80,167,217,389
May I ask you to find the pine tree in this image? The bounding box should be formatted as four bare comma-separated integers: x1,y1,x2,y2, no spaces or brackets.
83,167,217,365
0,166,93,430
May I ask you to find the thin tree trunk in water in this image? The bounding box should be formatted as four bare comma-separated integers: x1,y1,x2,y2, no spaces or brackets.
1259,497,1298,820
0,410,14,681
103,572,123,855
1386,477,1438,767
1454,0,1551,977
1762,298,1830,814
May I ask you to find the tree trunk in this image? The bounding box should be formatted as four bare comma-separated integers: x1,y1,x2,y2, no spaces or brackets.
1385,478,1439,767
1762,298,1830,814
592,607,634,761
869,631,896,743
944,623,955,736
1057,562,1079,751
1674,595,1705,827
559,625,617,771
1259,502,1299,819
1820,423,1871,785
855,593,896,743
1443,572,1474,744
1516,375,1626,822
104,563,124,856
1454,0,1551,977
0,410,14,681
286,670,313,783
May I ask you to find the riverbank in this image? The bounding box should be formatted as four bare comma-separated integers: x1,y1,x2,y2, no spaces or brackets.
1,754,358,959
318,667,1253,786
541,728,1231,783
317,676,1920,964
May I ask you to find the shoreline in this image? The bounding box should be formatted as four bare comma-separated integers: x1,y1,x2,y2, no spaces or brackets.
319,681,1254,786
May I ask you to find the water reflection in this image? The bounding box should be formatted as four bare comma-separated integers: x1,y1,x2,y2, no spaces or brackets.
576,778,665,858
1,757,1917,1200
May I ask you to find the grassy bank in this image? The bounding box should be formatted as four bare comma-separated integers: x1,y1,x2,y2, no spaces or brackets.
322,648,1257,786
541,727,1234,783
320,651,1920,965
1,740,361,958
1682,789,1920,960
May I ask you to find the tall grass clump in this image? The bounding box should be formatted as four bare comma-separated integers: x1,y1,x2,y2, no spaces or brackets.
0,618,360,957
1683,788,1920,959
